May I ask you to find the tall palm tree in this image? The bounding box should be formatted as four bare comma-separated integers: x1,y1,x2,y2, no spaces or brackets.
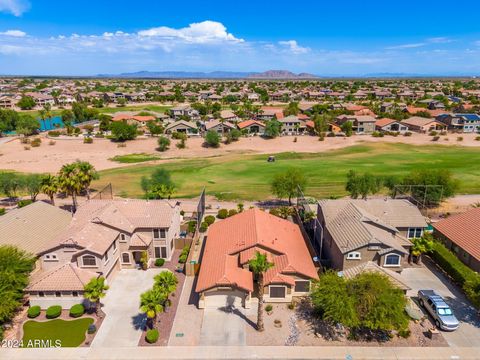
154,271,178,299
83,277,109,316
58,162,83,212
38,104,52,131
140,287,167,329
249,251,274,332
76,161,99,200
40,174,59,206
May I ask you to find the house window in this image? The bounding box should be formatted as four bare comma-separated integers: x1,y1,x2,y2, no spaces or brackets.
119,233,127,242
82,255,97,267
384,254,401,267
104,252,109,263
155,247,167,259
39,292,45,297
45,253,58,261
160,229,166,239
294,281,310,293
72,291,79,297
153,229,160,239
55,292,61,297
112,241,117,252
270,286,286,298
408,228,423,239
346,252,361,260
122,252,130,264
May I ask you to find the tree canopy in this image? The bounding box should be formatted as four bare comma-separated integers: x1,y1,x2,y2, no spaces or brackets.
264,119,282,138
271,168,307,205
109,121,137,141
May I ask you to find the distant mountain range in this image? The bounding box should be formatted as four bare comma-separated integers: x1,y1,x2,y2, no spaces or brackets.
97,69,319,79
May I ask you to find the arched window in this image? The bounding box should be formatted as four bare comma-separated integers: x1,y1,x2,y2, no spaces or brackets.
121,252,130,264
82,255,97,267
384,254,401,267
346,251,361,260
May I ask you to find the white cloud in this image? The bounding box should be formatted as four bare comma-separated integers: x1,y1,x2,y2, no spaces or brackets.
428,37,453,44
138,20,243,44
0,29,26,37
0,0,30,16
278,40,310,54
386,43,426,50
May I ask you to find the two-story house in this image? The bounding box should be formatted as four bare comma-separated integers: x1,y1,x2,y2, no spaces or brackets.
316,199,427,273
26,199,181,309
436,113,480,133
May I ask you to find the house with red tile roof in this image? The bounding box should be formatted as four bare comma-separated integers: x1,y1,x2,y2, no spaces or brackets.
237,120,265,135
375,118,409,133
433,208,480,272
196,208,318,309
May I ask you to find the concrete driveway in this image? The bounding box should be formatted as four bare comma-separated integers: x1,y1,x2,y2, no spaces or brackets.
91,268,162,348
401,260,480,347
199,306,248,346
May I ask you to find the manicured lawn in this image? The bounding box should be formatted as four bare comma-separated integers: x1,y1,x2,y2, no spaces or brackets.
93,143,480,201
22,318,94,348
110,153,161,163
98,104,171,114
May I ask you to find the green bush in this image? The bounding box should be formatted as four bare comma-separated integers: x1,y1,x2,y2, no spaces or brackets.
178,254,187,263
155,258,165,267
199,221,208,233
48,130,61,137
145,329,159,343
31,138,41,147
429,241,480,307
403,131,412,137
228,209,238,217
204,215,215,225
27,306,41,318
69,304,85,318
265,304,273,312
46,305,62,319
83,137,93,144
0,208,5,216
18,199,33,208
217,209,228,219
187,220,197,233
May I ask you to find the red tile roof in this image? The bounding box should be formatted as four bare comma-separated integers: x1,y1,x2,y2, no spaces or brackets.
433,208,480,261
237,120,265,129
196,208,318,293
375,118,396,127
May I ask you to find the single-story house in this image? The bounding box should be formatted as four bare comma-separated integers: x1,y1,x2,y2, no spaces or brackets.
165,120,199,136
237,120,265,135
401,117,446,133
205,119,236,134
196,208,318,309
317,199,427,272
0,201,71,271
375,118,409,133
433,208,480,272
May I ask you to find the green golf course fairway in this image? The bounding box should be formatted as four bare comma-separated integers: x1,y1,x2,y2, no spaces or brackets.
93,143,480,201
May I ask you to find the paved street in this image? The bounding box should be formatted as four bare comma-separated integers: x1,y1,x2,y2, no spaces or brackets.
401,260,480,347
199,307,247,346
90,268,162,348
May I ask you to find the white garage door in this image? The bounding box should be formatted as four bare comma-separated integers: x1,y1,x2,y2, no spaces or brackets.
204,290,245,309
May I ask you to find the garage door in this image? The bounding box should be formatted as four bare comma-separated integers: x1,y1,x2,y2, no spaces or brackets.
204,290,245,308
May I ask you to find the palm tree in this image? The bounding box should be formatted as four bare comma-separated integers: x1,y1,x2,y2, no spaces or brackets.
140,287,167,329
83,276,109,316
154,271,178,299
40,174,59,206
76,161,99,200
57,162,83,212
38,104,52,131
249,251,274,332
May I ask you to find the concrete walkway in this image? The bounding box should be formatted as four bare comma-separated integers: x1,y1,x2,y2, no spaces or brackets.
4,346,480,359
90,268,162,348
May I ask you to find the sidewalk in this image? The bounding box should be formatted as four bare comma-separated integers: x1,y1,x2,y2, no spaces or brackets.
2,346,480,360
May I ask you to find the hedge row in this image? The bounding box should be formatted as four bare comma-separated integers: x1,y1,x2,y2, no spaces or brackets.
429,241,480,307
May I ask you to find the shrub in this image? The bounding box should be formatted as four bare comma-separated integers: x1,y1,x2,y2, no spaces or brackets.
372,131,384,138
0,208,5,216
69,304,85,318
46,305,62,319
24,145,30,150
265,304,273,312
187,220,197,233
429,130,438,136
83,137,93,144
199,221,208,233
18,199,33,208
31,138,41,147
217,209,228,219
287,301,295,310
293,137,297,142
327,132,335,137
228,209,238,217
178,254,187,264
155,258,165,267
319,135,325,141
87,324,97,334
403,131,412,137
27,306,41,318
95,132,105,138
457,136,463,141
180,210,185,216
440,131,448,136
398,329,411,338
204,215,215,225
205,130,221,148
145,329,159,343
432,136,440,141
48,130,61,137
475,136,480,141
157,136,171,152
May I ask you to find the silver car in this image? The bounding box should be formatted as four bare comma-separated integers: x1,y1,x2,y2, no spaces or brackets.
418,290,460,331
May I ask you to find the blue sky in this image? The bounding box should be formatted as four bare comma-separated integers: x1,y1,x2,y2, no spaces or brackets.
1,0,480,76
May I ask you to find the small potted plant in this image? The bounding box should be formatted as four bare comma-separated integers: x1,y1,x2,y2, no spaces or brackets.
265,304,273,315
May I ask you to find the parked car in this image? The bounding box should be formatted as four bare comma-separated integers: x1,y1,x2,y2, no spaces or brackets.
417,290,460,331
